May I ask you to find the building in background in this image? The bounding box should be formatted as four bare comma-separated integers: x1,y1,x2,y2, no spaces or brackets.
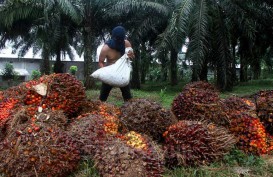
0,43,86,85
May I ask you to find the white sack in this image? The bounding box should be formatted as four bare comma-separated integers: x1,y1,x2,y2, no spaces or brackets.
91,47,133,87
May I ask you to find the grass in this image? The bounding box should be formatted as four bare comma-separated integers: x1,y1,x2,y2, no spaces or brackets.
221,79,273,98
87,79,273,108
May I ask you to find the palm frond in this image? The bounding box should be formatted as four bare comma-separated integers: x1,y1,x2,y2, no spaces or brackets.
56,0,82,23
187,0,209,76
213,4,233,90
156,0,193,51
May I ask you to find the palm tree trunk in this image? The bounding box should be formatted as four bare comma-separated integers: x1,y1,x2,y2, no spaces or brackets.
251,57,261,80
199,58,208,81
53,49,64,73
170,49,178,85
140,45,148,84
231,43,237,82
41,48,50,75
160,51,168,82
240,55,248,82
131,48,141,89
83,30,96,89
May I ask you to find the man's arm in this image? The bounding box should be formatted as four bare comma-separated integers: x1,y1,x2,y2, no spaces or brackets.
98,45,108,68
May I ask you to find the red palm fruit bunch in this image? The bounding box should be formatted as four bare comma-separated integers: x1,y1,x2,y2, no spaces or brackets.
95,131,165,177
24,90,44,117
119,98,177,142
163,120,235,167
0,91,3,101
220,96,257,123
67,113,117,156
0,122,81,177
42,73,86,118
229,113,268,155
172,81,228,126
0,98,19,140
93,100,121,117
89,101,121,134
255,90,273,134
77,101,121,135
2,78,43,102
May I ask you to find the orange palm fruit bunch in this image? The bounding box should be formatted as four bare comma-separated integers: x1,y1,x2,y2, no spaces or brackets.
229,113,268,155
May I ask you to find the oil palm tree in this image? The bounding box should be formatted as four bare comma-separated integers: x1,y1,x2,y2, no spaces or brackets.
0,0,81,75
1,0,171,89
156,0,273,91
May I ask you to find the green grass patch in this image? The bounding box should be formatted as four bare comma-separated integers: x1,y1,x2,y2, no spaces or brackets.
87,79,273,108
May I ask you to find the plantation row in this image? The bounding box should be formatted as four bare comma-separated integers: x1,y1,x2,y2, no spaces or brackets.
0,73,273,177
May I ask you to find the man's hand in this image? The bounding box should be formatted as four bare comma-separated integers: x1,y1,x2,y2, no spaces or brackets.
127,50,135,59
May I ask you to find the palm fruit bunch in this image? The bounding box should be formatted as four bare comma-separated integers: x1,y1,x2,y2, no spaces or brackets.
183,81,219,91
0,81,30,131
119,98,177,142
0,98,19,130
221,96,256,115
0,118,81,177
0,91,3,101
0,73,85,131
89,101,121,134
94,131,165,177
172,81,228,125
266,134,273,152
163,120,235,167
255,90,273,134
41,73,86,118
220,96,257,124
121,131,149,151
229,113,270,155
67,113,117,156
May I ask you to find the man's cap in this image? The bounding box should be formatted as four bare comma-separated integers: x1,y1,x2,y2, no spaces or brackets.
112,26,126,41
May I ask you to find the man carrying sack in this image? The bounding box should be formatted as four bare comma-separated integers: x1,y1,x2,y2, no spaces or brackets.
92,26,135,102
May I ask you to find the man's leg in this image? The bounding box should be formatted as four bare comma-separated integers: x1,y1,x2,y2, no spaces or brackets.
120,84,132,101
99,83,113,101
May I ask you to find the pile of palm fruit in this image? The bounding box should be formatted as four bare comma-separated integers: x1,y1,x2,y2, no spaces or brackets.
172,81,228,126
1,76,273,176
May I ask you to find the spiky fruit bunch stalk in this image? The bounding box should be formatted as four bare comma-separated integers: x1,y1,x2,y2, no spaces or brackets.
0,123,81,177
119,98,177,142
67,114,118,156
229,113,269,155
163,120,235,167
171,82,227,125
221,96,257,118
95,132,165,177
255,90,273,135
